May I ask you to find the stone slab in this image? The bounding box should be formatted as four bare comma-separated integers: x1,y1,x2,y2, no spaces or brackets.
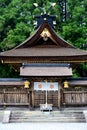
2,111,11,123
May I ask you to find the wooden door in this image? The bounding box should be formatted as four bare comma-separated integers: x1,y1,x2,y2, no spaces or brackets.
34,90,58,107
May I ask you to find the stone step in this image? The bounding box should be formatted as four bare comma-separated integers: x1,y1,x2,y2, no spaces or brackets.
9,111,86,123
10,118,86,123
10,113,85,118
10,119,86,123
11,112,84,116
10,116,85,120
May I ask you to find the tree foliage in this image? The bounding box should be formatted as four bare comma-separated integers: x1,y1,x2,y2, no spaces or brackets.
0,63,19,78
0,0,87,77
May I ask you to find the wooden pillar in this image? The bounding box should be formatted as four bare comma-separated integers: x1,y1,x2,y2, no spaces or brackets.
28,91,30,108
29,90,32,109
3,89,6,108
82,92,85,103
58,82,61,109
32,90,34,107
30,81,34,108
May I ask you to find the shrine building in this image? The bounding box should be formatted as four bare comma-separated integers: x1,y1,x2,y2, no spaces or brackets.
0,10,87,110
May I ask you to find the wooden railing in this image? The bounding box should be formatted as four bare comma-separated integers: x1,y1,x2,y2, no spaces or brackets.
62,91,87,106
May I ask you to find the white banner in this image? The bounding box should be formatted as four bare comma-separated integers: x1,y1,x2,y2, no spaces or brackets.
34,82,58,91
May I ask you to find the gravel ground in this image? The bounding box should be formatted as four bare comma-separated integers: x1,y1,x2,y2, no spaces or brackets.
0,123,87,130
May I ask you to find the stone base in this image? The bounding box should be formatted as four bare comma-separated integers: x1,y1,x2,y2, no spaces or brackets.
40,103,53,111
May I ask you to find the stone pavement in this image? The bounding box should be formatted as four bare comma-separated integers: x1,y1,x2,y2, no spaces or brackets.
0,123,87,130
0,107,87,130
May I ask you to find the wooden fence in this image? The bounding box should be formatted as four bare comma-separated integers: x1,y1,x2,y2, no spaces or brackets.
0,89,87,107
62,91,87,106
0,90,29,106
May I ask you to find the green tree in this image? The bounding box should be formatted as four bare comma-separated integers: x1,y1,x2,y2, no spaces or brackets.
0,0,87,77
0,63,19,78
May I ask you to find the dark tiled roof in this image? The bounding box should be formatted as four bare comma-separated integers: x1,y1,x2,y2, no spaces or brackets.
69,80,87,86
1,48,87,57
20,66,72,76
0,78,24,86
68,78,87,86
0,22,87,62
22,63,70,67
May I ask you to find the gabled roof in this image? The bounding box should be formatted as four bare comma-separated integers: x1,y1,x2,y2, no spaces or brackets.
0,22,87,63
20,63,72,76
15,22,75,49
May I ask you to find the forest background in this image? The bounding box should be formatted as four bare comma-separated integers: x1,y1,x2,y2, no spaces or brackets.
0,0,87,77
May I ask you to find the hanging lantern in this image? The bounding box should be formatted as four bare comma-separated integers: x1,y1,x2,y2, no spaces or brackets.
64,81,69,88
24,80,30,88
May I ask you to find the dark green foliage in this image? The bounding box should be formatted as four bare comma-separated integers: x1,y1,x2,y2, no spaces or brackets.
0,0,87,77
0,63,19,78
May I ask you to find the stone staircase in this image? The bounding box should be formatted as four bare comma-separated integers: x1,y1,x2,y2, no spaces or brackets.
9,111,86,123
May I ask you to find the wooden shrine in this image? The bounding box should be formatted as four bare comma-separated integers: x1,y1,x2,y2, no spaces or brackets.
0,11,87,109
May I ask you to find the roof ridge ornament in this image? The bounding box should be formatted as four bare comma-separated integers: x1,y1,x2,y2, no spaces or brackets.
33,3,56,29
40,28,51,41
